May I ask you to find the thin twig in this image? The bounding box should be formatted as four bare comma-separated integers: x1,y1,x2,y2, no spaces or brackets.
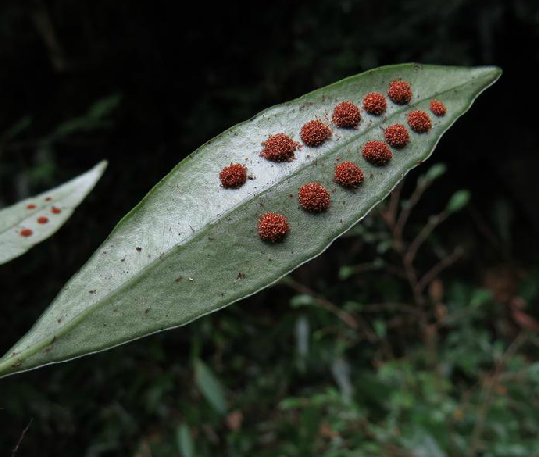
386,181,403,226
417,247,464,293
281,277,377,342
405,211,448,263
394,180,431,241
359,303,422,316
11,418,33,457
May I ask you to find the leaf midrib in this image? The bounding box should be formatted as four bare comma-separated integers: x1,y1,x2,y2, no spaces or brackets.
0,72,490,370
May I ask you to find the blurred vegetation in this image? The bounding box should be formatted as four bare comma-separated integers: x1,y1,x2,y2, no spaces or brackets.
1,0,539,456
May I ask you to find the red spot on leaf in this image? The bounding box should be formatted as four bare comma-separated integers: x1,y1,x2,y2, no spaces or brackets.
219,163,247,188
51,206,62,214
385,124,410,148
334,161,364,188
332,101,361,128
258,212,289,242
300,120,332,147
26,204,36,209
298,182,331,212
429,100,447,116
363,92,387,115
20,228,33,237
363,140,393,165
261,134,299,162
37,216,49,224
388,80,412,105
407,110,432,133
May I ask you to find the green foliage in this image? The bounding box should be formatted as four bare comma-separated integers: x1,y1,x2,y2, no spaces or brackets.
0,64,500,378
2,164,538,456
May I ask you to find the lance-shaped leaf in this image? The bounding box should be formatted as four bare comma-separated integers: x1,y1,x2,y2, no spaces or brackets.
0,64,501,377
0,161,107,265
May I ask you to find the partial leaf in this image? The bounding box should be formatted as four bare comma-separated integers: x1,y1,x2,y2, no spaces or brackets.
0,161,107,265
176,424,196,457
0,64,500,377
195,359,228,414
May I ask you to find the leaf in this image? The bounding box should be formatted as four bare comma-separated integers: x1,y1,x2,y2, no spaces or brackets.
0,161,107,266
195,359,228,414
446,189,471,213
176,424,195,457
0,64,500,378
419,162,446,185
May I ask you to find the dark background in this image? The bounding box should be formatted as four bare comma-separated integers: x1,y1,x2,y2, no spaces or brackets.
1,0,538,456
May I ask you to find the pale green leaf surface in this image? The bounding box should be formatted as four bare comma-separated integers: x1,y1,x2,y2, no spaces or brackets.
0,161,107,266
0,64,500,377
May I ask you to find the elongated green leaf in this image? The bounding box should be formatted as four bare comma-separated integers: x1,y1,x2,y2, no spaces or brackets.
176,424,196,457
0,64,500,378
195,359,228,414
0,161,107,265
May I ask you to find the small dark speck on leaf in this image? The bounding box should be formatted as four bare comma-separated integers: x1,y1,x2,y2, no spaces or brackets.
89,290,96,294
136,247,142,252
248,174,256,180
208,236,215,241
145,308,150,314
121,258,125,262
237,272,246,280
289,194,294,198
370,173,374,178
175,276,183,282
57,318,62,323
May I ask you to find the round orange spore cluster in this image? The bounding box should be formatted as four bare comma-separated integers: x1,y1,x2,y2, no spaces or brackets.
300,120,332,147
258,212,289,242
363,92,387,115
407,110,432,133
298,182,331,212
388,80,412,105
362,140,393,165
261,133,298,162
332,101,361,128
334,161,364,188
219,163,247,189
430,100,447,116
384,124,410,148
20,228,33,237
